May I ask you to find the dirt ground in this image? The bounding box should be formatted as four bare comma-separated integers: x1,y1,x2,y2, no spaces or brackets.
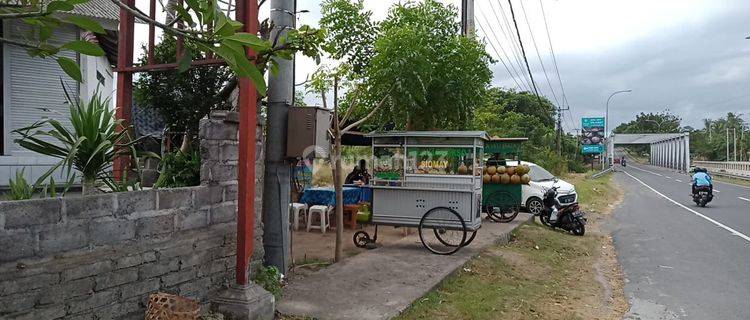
289,224,415,275
569,173,629,319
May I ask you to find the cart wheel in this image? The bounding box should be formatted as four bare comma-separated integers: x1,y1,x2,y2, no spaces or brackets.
353,231,371,248
463,230,477,246
485,191,520,223
419,207,467,255
433,229,477,247
487,205,520,223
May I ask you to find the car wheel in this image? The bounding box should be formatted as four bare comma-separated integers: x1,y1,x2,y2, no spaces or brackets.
526,197,544,215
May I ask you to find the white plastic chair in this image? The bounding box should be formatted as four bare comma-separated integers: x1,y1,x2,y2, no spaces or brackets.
290,203,308,231
307,205,332,233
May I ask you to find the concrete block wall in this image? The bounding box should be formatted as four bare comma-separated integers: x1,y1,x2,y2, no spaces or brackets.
0,112,265,319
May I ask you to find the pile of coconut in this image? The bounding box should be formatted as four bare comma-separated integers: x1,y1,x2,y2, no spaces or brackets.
482,164,531,185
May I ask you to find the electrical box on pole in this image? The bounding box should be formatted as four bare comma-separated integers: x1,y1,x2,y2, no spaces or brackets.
286,107,332,158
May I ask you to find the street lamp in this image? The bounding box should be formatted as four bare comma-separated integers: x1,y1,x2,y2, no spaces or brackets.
605,89,632,138
604,89,631,169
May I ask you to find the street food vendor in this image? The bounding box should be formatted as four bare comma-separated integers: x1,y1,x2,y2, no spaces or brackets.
345,159,371,185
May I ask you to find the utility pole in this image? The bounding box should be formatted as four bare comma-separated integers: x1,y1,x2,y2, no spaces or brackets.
461,0,475,35
726,126,730,161
555,106,569,155
262,0,295,273
734,127,737,161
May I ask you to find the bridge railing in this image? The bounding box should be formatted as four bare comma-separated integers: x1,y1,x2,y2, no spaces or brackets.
692,161,750,180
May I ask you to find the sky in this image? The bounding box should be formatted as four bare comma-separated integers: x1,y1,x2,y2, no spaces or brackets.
134,0,750,132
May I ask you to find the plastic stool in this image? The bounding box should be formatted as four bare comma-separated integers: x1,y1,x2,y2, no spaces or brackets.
290,203,308,231
307,205,332,233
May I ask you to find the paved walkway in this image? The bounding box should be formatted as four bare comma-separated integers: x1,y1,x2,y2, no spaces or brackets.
278,213,532,320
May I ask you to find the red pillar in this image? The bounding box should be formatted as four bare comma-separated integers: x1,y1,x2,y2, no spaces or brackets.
235,0,259,286
114,0,135,180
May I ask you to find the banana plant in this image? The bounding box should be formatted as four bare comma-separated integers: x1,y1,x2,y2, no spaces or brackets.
13,84,147,194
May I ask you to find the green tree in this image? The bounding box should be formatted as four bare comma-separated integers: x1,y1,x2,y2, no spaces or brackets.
689,113,748,161
134,36,231,151
319,0,492,131
319,0,378,74
612,111,682,134
473,87,583,174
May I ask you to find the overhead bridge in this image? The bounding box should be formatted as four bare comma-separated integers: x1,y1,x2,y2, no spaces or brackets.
608,133,690,172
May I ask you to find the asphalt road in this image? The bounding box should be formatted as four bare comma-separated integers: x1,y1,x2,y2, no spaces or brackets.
610,156,750,319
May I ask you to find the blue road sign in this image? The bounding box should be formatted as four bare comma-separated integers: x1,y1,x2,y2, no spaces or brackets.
582,117,605,128
582,145,604,154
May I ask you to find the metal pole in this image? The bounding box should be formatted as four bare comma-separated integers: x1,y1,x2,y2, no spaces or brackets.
605,89,631,138
461,0,475,35
235,0,260,286
727,126,730,161
262,0,295,273
685,133,691,170
734,127,737,161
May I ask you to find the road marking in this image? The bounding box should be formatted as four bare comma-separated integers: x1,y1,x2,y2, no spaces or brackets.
675,179,683,183
629,165,663,176
623,171,750,243
665,176,672,179
714,189,720,193
739,197,750,202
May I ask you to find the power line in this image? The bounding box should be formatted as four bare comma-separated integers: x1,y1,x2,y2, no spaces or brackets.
475,19,526,91
539,0,572,113
506,0,543,106
476,11,530,91
493,0,534,90
485,1,532,91
518,0,560,108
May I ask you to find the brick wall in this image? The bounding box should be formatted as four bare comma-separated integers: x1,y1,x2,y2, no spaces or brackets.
0,112,265,319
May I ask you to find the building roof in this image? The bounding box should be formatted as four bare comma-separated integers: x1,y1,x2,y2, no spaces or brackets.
70,0,120,23
489,136,529,142
366,131,490,140
610,133,688,144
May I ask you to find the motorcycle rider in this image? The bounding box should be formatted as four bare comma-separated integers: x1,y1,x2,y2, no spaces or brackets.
691,167,713,197
543,187,561,223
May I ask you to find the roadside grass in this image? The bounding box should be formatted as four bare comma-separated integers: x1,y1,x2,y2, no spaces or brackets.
566,172,620,215
396,173,626,320
713,175,750,188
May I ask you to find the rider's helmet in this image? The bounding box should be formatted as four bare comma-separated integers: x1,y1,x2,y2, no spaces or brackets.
544,188,557,200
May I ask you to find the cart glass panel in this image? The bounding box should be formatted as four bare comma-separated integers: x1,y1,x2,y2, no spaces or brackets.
405,147,475,175
372,146,405,184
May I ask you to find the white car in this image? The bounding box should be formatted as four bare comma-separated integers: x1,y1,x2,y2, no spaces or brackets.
508,161,578,215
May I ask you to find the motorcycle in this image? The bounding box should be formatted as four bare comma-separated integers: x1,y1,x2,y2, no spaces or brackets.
692,185,713,207
621,158,626,167
537,187,586,236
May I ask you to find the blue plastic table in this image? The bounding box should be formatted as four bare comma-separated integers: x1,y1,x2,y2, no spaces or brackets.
300,187,362,206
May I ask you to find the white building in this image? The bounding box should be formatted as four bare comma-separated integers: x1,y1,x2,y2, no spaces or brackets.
1,0,119,186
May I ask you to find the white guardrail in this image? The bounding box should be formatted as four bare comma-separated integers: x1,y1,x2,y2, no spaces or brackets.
692,161,750,180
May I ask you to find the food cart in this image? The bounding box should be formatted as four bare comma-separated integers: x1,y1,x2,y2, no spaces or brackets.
481,137,529,222
353,131,488,255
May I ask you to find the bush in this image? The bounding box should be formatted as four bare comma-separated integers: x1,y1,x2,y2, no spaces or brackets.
154,150,201,188
254,266,283,298
567,159,588,173
8,169,34,200
529,148,567,176
13,88,143,194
